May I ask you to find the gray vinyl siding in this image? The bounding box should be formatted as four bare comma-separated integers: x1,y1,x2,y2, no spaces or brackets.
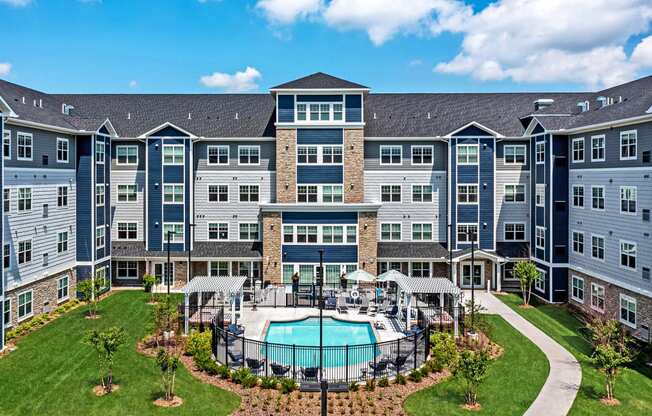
193,170,275,241
111,170,145,241
495,170,530,241
364,140,448,170
3,168,77,291
364,170,447,242
3,125,75,169
568,168,652,293
495,140,530,171
111,141,145,171
193,141,275,171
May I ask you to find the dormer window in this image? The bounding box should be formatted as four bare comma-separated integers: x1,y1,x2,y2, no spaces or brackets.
296,101,344,122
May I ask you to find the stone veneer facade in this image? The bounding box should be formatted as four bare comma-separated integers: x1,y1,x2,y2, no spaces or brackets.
262,211,282,284
275,129,297,203
343,128,365,203
357,211,377,274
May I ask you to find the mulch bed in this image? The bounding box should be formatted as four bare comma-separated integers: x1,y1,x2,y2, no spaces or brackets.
93,384,120,396
153,396,183,408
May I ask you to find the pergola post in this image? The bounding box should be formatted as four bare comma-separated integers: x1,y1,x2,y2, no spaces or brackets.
239,289,245,323
451,262,458,286
231,292,237,325
406,294,412,331
184,293,190,334
453,298,459,337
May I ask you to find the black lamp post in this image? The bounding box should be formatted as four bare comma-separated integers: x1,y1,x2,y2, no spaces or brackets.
317,249,327,416
468,230,476,331
166,230,176,295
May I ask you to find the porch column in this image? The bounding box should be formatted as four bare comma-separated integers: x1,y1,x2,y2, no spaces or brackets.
239,290,245,323
488,262,494,293
184,293,190,334
451,262,458,286
453,298,459,337
497,264,502,292
406,293,412,331
231,292,236,325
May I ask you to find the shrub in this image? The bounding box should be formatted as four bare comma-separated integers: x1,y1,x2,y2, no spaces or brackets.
241,374,259,388
377,377,389,387
84,326,128,394
394,374,407,385
454,348,492,406
365,378,376,391
203,360,220,375
260,376,279,389
217,364,231,380
348,381,360,392
430,332,459,372
408,370,423,382
279,377,298,394
230,367,253,385
186,331,213,372
156,348,180,402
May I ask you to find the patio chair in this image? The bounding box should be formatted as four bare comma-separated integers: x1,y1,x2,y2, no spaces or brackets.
389,354,410,372
228,323,245,335
227,351,244,367
385,305,399,319
336,297,349,314
301,367,319,382
270,363,290,377
361,359,388,379
358,297,369,314
325,296,337,310
245,358,266,374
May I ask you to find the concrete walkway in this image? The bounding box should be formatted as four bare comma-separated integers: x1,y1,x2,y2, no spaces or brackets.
469,291,582,416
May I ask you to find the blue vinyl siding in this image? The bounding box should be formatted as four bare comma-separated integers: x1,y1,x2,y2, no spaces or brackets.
454,125,494,137
552,135,569,264
345,94,362,122
552,267,568,303
150,125,189,137
163,166,184,183
282,245,357,263
297,95,343,102
278,95,294,123
297,128,343,145
147,138,163,251
532,261,551,301
479,138,495,250
164,243,184,252
0,119,3,350
76,136,93,262
104,138,111,258
449,140,457,248
163,205,184,222
283,212,357,224
458,206,478,223
297,165,343,184
185,140,191,249
457,166,477,183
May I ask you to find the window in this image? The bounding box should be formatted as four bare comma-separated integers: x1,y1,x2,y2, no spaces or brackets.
504,184,526,203
572,185,584,208
210,261,230,277
96,226,105,249
322,146,343,164
116,261,138,279
163,223,184,243
411,145,433,165
117,184,137,202
380,145,402,165
17,187,31,212
3,129,10,159
296,103,307,121
534,270,546,292
535,141,545,164
620,130,637,160
238,145,260,165
162,144,184,165
117,223,137,240
3,244,9,269
297,146,318,164
17,291,33,320
536,184,545,207
504,223,525,241
572,231,584,254
620,241,636,270
239,185,259,202
207,145,229,165
412,185,433,203
535,226,545,249
116,145,138,165
57,276,69,302
457,224,478,243
42,203,48,218
591,235,605,260
346,226,356,243
57,231,69,253
3,188,9,212
412,223,432,241
57,138,69,163
323,226,344,243
333,103,343,120
17,240,31,264
297,185,318,203
283,226,294,243
504,144,526,165
96,267,108,289
95,140,105,164
620,186,636,214
208,223,228,240
3,299,10,328
17,132,33,160
591,283,605,312
457,184,478,204
239,223,259,241
571,138,584,163
96,185,105,206
411,262,430,278
163,184,184,204
620,295,636,328
380,223,401,241
208,184,229,202
296,226,318,243
381,185,401,202
322,185,343,203
571,276,584,302
297,102,343,122
591,186,605,210
591,135,605,161
457,145,479,165
57,186,68,207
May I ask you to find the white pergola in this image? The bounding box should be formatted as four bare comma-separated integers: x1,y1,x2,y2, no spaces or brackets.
182,276,247,334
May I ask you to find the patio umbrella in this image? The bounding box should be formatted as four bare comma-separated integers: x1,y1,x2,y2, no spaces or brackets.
377,269,407,282
345,269,376,283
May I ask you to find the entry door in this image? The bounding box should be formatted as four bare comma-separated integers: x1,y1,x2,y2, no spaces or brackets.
461,263,484,288
154,262,174,285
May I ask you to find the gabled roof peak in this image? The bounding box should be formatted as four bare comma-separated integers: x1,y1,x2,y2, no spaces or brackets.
271,72,368,90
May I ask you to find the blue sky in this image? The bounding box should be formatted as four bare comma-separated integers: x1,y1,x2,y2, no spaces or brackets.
1,0,651,94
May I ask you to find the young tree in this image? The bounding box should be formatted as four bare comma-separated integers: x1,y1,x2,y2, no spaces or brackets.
587,318,633,403
156,348,180,402
514,261,539,306
83,326,128,393
142,274,158,303
454,348,492,407
78,277,105,319
151,296,179,347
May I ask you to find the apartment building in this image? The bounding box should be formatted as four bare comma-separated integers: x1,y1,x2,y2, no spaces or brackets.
0,72,650,351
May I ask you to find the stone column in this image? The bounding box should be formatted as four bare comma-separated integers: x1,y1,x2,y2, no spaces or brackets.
343,129,365,203
262,211,282,284
357,211,378,274
275,129,297,203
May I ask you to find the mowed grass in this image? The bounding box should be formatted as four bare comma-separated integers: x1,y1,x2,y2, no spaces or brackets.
498,293,652,416
404,315,549,416
0,291,240,416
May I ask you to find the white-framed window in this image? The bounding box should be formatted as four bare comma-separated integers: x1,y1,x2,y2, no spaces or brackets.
322,226,345,244
620,186,636,214
209,261,231,277
322,185,343,203
534,269,546,292
239,185,259,202
116,145,138,165
208,184,229,202
322,145,343,164
411,145,433,165
591,186,605,210
591,135,605,162
57,231,69,253
116,261,139,279
296,225,318,243
380,223,401,241
591,234,605,260
380,145,402,165
412,185,433,203
504,184,526,203
96,267,108,289
17,239,32,264
117,222,138,240
619,294,636,328
504,223,526,241
571,138,584,163
297,185,318,203
620,130,637,160
3,128,10,160
283,225,294,243
296,103,307,121
620,240,637,270
535,141,545,164
571,275,584,303
3,189,8,213
17,132,33,161
57,186,68,207
163,184,184,204
95,226,105,249
208,223,229,241
162,144,184,165
572,231,584,255
296,102,344,122
535,226,545,249
17,290,33,320
238,145,260,165
457,144,479,165
163,223,184,243
457,224,478,243
411,262,431,278
297,145,318,164
536,184,545,207
117,184,137,203
412,223,433,241
504,144,526,165
56,138,69,163
381,185,402,203
95,185,105,207
457,184,478,204
17,187,31,212
3,243,10,269
572,185,584,208
591,283,605,312
207,145,229,165
42,203,48,218
57,276,69,302
95,139,105,164
239,223,259,241
3,298,11,328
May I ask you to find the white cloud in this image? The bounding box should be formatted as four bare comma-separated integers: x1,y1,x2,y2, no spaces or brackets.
0,63,11,76
128,80,138,88
199,66,262,92
631,35,652,68
0,0,32,6
256,0,323,25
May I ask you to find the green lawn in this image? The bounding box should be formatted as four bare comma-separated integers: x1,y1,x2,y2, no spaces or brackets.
498,293,652,416
404,315,549,416
0,291,240,416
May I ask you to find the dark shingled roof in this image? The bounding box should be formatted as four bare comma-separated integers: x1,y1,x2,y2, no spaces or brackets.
377,242,448,259
272,72,368,90
496,242,530,259
111,241,262,259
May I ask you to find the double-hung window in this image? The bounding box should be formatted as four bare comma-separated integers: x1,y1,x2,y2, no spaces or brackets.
591,135,605,161
57,231,69,253
412,185,433,203
504,184,525,203
620,295,636,328
380,223,401,241
208,223,228,241
208,184,229,202
17,132,33,160
620,130,637,160
238,145,260,165
504,144,526,165
534,270,546,292
536,184,545,207
381,185,401,202
296,103,307,121
163,223,184,243
296,226,318,243
163,144,184,165
572,185,584,208
96,185,105,207
116,145,138,165
57,276,69,302
572,231,584,254
457,224,478,243
2,189,8,213
504,223,525,241
457,145,479,165
322,185,343,203
17,187,31,212
571,138,584,163
380,145,402,165
207,145,229,165
620,186,636,214
283,226,294,243
57,138,69,163
591,186,605,210
117,184,137,202
17,240,31,264
535,226,545,249
57,186,68,207
96,226,105,249
297,185,318,203
95,140,105,164
3,244,10,269
163,184,184,204
322,146,342,164
620,241,636,270
457,184,478,204
591,235,605,260
116,261,139,279
411,145,433,165
297,146,318,164
3,129,10,159
18,291,33,320
535,141,545,164
239,223,259,241
412,223,432,241
591,284,605,312
239,185,259,202
117,222,138,240
322,226,344,244
571,276,584,303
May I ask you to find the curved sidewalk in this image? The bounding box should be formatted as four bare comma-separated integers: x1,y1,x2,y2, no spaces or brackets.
471,291,582,416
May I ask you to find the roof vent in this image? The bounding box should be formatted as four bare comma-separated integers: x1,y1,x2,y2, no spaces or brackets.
61,104,74,115
373,112,377,120
235,112,239,120
39,99,43,108
534,98,554,111
127,112,131,120
597,96,614,107
427,112,431,119
188,112,192,120
21,96,25,104
577,101,589,113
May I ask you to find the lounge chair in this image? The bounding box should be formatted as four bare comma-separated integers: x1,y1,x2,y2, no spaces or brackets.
361,360,388,379
390,354,410,372
228,323,245,335
246,358,266,374
325,296,337,310
385,305,399,319
227,351,244,366
336,297,349,314
270,363,290,377
301,367,319,381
